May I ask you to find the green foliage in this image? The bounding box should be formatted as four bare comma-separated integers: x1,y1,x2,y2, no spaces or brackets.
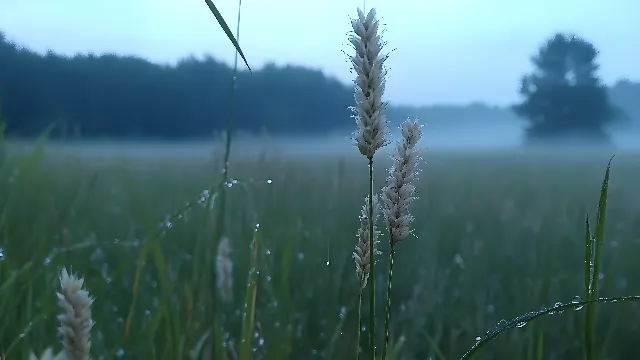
2,144,640,359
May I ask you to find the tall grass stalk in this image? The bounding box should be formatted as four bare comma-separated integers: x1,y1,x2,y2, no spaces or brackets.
349,7,390,358
213,0,243,254
211,0,248,357
380,120,422,359
238,227,260,360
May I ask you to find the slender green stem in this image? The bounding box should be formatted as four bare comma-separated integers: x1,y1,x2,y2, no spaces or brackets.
210,2,242,358
356,290,363,360
213,0,242,247
367,156,375,358
381,246,396,360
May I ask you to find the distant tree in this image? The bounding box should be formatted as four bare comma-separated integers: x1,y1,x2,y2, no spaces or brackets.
513,33,619,145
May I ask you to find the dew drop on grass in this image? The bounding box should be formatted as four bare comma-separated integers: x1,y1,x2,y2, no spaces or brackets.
554,301,565,313
516,321,527,328
267,179,273,184
475,336,481,344
0,248,4,260
339,306,347,319
572,296,584,311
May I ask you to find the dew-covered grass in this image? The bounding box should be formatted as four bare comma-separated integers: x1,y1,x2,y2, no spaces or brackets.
1,140,640,359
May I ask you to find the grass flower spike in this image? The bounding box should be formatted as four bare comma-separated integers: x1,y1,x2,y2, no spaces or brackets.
354,194,380,290
216,236,234,303
383,119,423,246
350,7,389,159
57,267,94,360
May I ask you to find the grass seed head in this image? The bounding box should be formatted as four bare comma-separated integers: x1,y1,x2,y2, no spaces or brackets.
349,7,390,159
354,194,380,290
57,267,94,360
382,119,423,246
216,236,234,303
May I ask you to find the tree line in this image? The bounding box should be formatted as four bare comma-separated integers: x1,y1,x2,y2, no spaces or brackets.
0,31,638,142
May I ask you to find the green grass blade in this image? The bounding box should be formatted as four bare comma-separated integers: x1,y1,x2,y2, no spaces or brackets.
238,227,260,360
203,0,251,72
585,156,613,360
460,295,640,360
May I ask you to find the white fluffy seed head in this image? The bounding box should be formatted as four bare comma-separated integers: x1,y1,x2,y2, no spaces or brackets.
216,236,233,303
354,194,381,290
349,7,389,159
57,267,94,360
382,119,423,246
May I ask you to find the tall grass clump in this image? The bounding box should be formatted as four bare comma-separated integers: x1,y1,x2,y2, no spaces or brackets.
458,156,640,360
348,7,426,359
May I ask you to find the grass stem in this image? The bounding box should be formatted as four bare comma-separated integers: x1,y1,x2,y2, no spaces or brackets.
381,246,396,359
368,157,375,359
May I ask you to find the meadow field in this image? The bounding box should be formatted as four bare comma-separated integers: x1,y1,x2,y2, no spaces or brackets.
1,138,639,360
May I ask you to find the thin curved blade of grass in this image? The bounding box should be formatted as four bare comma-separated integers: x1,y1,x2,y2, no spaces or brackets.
204,0,251,72
124,242,149,343
238,226,260,360
585,155,613,360
423,333,446,360
459,295,640,360
189,329,212,359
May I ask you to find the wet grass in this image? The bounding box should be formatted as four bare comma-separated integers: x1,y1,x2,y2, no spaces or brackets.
1,142,640,359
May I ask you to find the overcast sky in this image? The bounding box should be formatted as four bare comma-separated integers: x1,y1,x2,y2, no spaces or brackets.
1,0,638,107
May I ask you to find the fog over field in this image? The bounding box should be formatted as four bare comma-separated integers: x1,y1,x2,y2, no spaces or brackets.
15,123,638,162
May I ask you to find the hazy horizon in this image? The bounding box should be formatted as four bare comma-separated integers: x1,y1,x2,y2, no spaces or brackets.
1,0,638,107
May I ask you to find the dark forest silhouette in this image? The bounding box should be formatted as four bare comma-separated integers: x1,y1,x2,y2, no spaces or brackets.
0,31,638,140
